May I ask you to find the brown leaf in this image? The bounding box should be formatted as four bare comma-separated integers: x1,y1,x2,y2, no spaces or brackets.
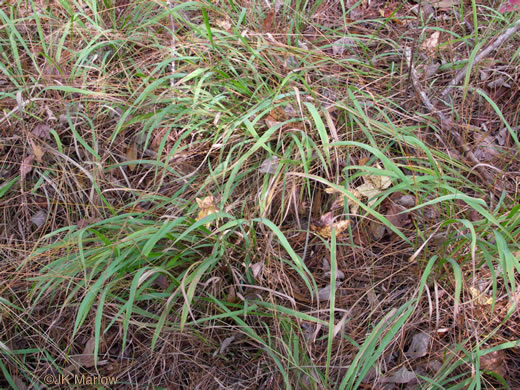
262,10,274,31
480,350,507,377
369,220,386,241
71,337,96,368
385,202,410,228
29,138,45,162
311,212,350,238
32,123,51,139
126,142,137,171
20,155,34,180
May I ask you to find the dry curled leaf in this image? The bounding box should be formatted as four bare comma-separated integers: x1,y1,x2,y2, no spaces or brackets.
311,212,350,238
20,155,34,180
126,141,137,171
32,123,51,139
469,286,493,306
196,196,219,226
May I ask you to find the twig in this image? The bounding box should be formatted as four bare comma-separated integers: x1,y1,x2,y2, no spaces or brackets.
440,17,520,100
404,48,501,189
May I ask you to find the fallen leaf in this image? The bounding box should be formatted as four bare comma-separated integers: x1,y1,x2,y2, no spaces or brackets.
355,166,392,206
32,123,51,139
473,135,500,162
332,37,354,56
317,284,332,301
420,31,440,55
311,212,350,238
71,337,96,368
382,366,417,384
196,196,219,226
31,210,47,228
480,350,507,377
250,262,264,279
262,10,274,31
405,332,430,359
29,138,45,162
469,286,493,306
369,220,386,241
20,155,34,180
259,156,279,174
213,335,235,356
126,141,137,171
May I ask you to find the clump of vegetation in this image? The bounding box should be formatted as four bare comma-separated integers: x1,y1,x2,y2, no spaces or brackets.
1,0,519,388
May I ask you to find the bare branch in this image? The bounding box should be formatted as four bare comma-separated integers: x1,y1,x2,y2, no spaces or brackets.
440,18,520,100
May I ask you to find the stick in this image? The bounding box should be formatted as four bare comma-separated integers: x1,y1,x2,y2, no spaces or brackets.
440,17,520,100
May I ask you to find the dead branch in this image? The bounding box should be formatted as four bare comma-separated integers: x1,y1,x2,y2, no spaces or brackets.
404,48,501,190
440,18,520,100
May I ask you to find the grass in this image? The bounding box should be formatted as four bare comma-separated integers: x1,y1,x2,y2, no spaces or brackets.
1,0,520,388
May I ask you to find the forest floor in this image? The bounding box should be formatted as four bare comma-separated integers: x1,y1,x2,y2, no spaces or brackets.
1,0,520,388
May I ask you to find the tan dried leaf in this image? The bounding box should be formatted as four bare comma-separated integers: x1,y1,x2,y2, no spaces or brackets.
311,212,350,238
196,196,219,226
20,155,34,180
29,138,45,162
355,165,392,206
420,31,440,55
469,286,493,306
126,142,137,171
